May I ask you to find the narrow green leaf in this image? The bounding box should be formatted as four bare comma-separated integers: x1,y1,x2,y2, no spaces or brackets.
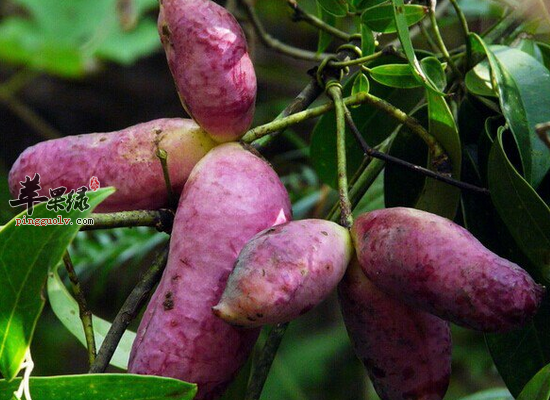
420,57,446,91
488,128,550,284
517,363,550,400
465,59,498,98
0,188,114,380
47,267,136,370
317,5,336,54
316,0,348,17
369,64,421,88
459,388,513,400
361,4,427,33
0,374,196,400
471,34,550,188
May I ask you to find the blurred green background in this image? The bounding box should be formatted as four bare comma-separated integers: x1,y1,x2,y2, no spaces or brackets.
0,0,512,398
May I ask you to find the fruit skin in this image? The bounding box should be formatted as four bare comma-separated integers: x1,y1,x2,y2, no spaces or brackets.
352,207,545,332
338,260,452,400
8,118,215,213
158,0,256,142
128,143,292,400
213,219,353,327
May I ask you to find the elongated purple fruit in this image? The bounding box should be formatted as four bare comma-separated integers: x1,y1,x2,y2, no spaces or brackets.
352,207,545,332
159,0,256,142
128,143,291,400
213,219,353,327
8,118,216,213
339,260,452,400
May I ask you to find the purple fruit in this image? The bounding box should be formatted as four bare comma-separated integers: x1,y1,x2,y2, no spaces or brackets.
339,260,452,400
9,118,215,213
128,143,291,400
352,207,545,332
159,0,256,142
213,219,353,327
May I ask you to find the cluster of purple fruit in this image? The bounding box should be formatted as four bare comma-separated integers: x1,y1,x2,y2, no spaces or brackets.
8,1,544,400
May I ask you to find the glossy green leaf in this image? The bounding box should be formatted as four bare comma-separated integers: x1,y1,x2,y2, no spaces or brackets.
0,374,196,400
0,0,159,77
47,267,136,370
465,59,498,98
459,388,513,400
316,0,348,17
351,73,370,99
517,363,550,400
471,35,550,188
361,4,427,33
360,24,376,57
0,188,114,380
317,5,336,54
488,128,550,284
369,64,422,88
389,0,438,93
311,57,424,188
421,57,446,91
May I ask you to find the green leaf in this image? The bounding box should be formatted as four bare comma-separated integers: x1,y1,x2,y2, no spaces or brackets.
0,0,159,77
465,59,498,98
459,388,513,400
47,267,136,370
360,24,376,57
316,0,348,17
369,64,422,88
0,374,196,400
317,5,336,54
351,73,370,97
421,57,446,91
415,85,461,219
537,42,550,70
488,128,550,284
361,4,427,33
471,34,550,188
353,0,387,11
388,0,439,93
517,363,550,400
311,56,424,188
0,188,114,380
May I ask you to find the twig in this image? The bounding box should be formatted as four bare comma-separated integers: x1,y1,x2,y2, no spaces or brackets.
448,0,471,69
237,0,332,61
328,50,385,68
156,148,177,208
244,323,289,400
243,91,373,143
326,82,353,228
288,1,351,41
63,251,97,366
536,122,550,150
428,0,462,78
344,107,490,195
89,244,170,373
80,209,174,232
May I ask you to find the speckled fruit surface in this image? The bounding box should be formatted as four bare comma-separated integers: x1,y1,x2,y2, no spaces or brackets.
352,207,545,332
8,118,215,213
339,260,452,400
128,143,291,400
213,219,353,327
159,0,256,142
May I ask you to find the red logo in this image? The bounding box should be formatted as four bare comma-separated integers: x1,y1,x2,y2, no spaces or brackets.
89,176,100,191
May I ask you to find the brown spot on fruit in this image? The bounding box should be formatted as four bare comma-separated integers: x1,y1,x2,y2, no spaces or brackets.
163,291,174,311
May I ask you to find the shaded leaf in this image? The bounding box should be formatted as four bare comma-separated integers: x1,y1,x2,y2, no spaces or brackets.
351,73,370,97
369,64,422,88
317,5,336,54
360,24,375,57
361,4,427,33
317,0,348,17
459,388,513,400
0,374,196,400
0,188,114,380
